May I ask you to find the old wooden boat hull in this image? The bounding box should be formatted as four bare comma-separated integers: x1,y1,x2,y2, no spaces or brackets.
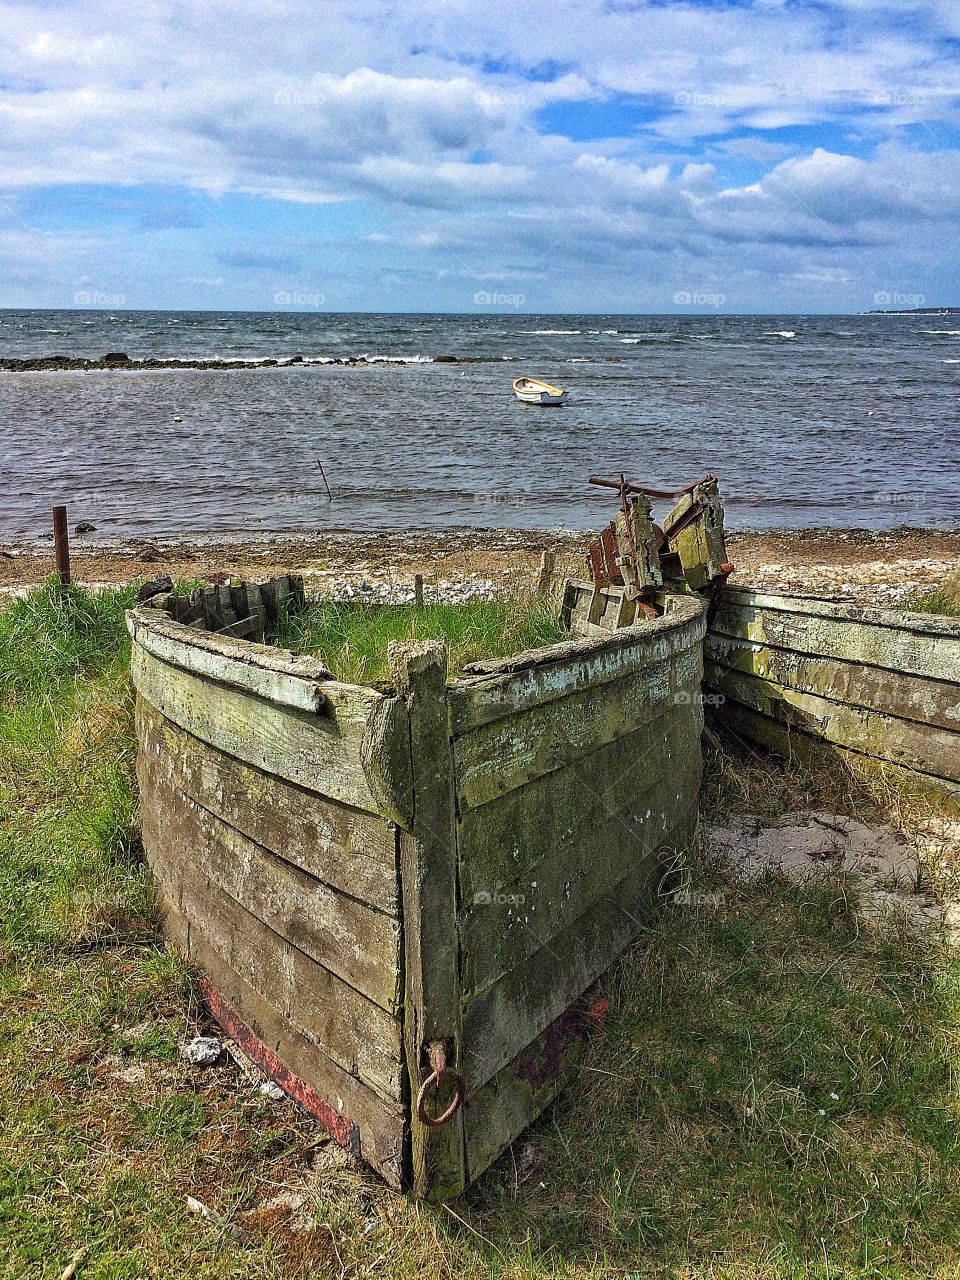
128,580,705,1199
703,586,960,797
563,577,960,798
512,375,567,405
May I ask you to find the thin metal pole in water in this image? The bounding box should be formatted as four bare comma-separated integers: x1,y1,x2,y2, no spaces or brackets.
52,505,71,585
315,460,333,500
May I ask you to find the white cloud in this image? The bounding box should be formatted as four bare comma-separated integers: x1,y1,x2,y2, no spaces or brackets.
0,0,957,309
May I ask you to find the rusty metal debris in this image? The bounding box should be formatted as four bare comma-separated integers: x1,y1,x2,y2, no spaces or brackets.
586,473,734,610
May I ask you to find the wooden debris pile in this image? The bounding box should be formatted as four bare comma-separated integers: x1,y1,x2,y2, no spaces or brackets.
137,573,305,643
586,473,734,607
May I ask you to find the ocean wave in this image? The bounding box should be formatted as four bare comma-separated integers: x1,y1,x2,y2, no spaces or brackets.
519,329,581,335
354,353,434,363
943,359,960,364
923,330,960,336
763,330,796,338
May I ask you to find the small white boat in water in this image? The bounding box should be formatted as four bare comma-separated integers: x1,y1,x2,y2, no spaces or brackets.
512,376,568,406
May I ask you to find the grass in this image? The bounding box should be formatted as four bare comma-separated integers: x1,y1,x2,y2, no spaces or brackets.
3,582,960,1277
276,596,567,684
904,571,960,618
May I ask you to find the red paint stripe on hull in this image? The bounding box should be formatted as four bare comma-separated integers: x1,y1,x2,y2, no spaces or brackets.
199,977,361,1154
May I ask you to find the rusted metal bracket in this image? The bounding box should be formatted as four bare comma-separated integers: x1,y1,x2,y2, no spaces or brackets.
415,1040,465,1128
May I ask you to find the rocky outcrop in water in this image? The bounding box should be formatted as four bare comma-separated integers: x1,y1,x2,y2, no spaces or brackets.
0,354,463,371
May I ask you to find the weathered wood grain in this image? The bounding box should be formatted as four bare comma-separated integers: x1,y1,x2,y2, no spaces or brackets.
458,752,700,999
461,992,604,1184
453,644,702,810
706,632,960,732
155,888,406,1187
389,641,467,1201
705,659,960,784
128,606,333,711
457,707,702,904
460,808,698,1091
141,796,403,1100
449,592,704,732
710,697,960,801
140,764,403,1011
711,588,960,680
136,700,398,914
129,640,412,823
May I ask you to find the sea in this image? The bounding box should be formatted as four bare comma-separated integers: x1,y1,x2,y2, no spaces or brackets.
1,310,958,540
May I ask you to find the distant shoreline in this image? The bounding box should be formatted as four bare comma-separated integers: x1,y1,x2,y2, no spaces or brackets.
866,307,960,316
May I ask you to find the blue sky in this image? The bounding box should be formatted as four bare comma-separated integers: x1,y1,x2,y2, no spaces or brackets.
0,0,958,313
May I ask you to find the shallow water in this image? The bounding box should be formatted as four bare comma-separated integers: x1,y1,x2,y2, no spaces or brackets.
1,310,958,538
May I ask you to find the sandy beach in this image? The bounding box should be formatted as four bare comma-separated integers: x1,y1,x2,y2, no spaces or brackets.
1,525,957,603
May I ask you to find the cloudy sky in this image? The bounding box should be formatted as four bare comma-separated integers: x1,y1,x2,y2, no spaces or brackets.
1,0,958,313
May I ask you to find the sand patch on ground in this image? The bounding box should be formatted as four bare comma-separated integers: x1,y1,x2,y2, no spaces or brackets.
704,810,960,936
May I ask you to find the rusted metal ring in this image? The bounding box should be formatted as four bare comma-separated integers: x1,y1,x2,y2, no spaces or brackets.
415,1042,465,1128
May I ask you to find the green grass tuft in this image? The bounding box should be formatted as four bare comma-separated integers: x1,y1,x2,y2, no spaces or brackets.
277,596,566,684
0,580,138,701
904,571,960,618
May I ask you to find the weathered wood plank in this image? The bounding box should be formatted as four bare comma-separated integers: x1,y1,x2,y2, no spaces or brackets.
705,660,960,783
389,641,467,1201
705,632,960,733
155,888,406,1187
136,700,398,914
140,764,403,1011
719,585,960,637
141,796,403,1101
453,644,702,810
457,706,702,904
458,756,699,1000
711,588,960,680
461,991,604,1185
709,697,960,800
459,809,698,1091
448,592,704,732
129,641,412,823
127,606,333,712
216,612,266,643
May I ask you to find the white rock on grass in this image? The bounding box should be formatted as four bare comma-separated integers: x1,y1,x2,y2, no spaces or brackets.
182,1034,222,1066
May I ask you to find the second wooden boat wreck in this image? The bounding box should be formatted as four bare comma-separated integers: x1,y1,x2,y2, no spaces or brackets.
579,473,960,801
703,586,960,798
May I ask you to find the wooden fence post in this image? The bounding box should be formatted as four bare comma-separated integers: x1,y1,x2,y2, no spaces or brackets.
52,505,71,585
388,639,466,1200
536,549,555,598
